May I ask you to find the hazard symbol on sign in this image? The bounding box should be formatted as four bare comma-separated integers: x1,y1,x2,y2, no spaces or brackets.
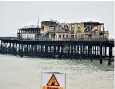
47,74,59,86
41,72,66,89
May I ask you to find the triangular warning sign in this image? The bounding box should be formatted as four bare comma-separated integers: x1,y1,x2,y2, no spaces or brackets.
47,74,60,86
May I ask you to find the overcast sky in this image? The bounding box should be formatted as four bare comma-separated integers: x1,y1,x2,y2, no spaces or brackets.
0,1,114,38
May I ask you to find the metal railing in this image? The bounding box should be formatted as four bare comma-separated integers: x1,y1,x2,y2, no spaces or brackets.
0,37,114,41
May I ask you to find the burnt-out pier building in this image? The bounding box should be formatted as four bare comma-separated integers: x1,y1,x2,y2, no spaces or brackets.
0,21,114,65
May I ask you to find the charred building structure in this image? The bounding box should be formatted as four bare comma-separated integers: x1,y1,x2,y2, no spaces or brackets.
17,25,41,40
40,20,109,41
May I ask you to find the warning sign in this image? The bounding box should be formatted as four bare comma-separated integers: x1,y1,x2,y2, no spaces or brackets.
41,72,66,89
47,74,59,86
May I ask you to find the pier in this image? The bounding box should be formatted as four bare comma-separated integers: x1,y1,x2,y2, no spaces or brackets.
0,37,114,65
0,20,114,65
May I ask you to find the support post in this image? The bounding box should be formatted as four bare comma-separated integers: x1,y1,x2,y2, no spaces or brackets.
15,43,17,55
100,43,102,64
108,46,112,65
12,43,14,55
77,45,79,55
58,45,60,53
19,43,20,55
54,45,56,53
80,45,82,60
105,46,107,57
27,44,28,56
74,45,76,57
0,41,2,53
71,45,73,59
22,44,24,57
45,45,48,56
61,45,63,58
94,46,96,56
41,45,42,53
83,45,84,56
97,46,99,56
88,42,92,62
89,46,92,62
10,42,11,54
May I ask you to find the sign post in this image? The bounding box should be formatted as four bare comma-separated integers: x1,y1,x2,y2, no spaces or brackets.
41,72,66,89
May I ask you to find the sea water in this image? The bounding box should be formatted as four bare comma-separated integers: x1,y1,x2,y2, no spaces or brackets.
0,54,114,89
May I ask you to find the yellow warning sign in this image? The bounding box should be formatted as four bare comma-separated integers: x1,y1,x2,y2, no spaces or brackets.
47,74,59,86
42,73,64,89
